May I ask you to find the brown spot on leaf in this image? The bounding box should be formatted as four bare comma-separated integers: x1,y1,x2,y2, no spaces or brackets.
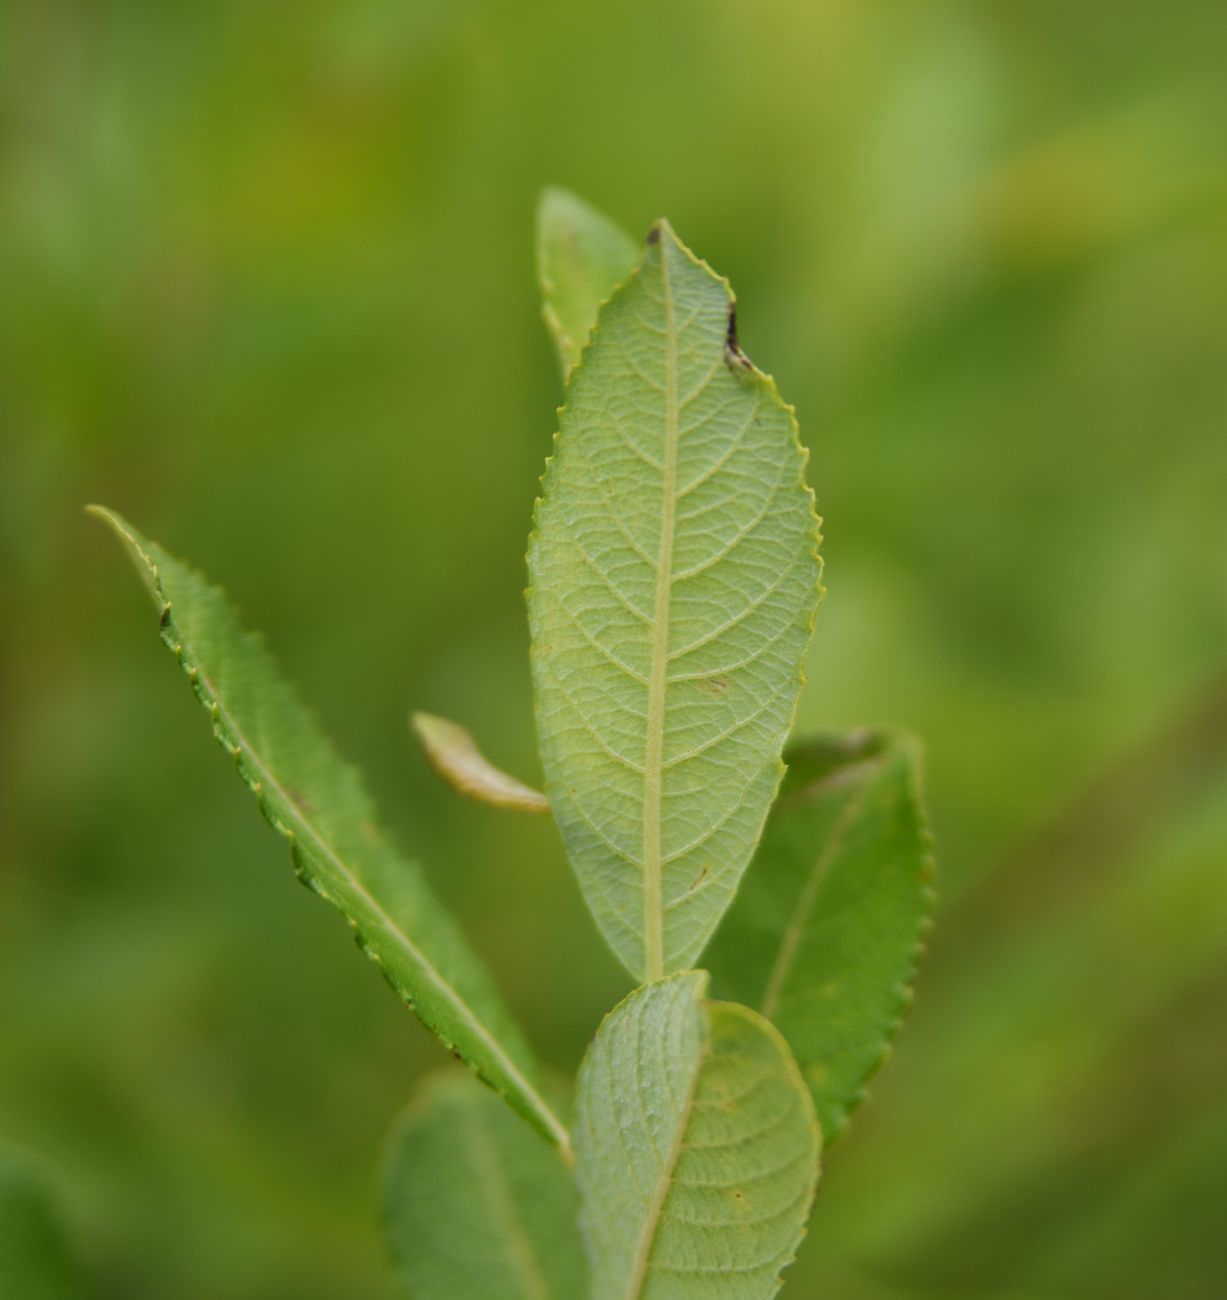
696,675,731,697
724,306,751,369
285,785,315,815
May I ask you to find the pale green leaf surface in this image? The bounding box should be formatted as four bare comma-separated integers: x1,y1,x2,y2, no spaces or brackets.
528,220,823,980
382,1072,585,1300
90,507,570,1155
0,1155,80,1300
412,711,549,813
708,730,935,1143
537,187,639,376
575,973,820,1300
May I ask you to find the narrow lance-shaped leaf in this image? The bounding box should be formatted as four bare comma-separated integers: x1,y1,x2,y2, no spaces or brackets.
382,1073,586,1300
575,972,820,1300
413,711,549,813
707,729,935,1143
528,219,823,981
90,507,570,1156
537,187,639,376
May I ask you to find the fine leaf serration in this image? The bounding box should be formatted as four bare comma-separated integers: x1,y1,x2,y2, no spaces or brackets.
707,730,935,1142
90,507,570,1155
574,972,820,1300
528,220,823,980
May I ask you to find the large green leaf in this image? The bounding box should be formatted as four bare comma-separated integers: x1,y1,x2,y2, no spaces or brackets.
707,730,935,1143
91,507,570,1155
382,1072,585,1300
537,187,639,376
528,220,823,980
0,1154,80,1300
575,973,820,1300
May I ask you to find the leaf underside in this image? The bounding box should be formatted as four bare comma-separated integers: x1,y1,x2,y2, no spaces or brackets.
91,507,569,1155
413,711,549,813
708,729,935,1142
382,1073,585,1300
575,973,820,1300
538,187,640,377
528,220,823,981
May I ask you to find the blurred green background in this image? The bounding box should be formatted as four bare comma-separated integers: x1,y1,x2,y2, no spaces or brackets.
2,1,1225,1296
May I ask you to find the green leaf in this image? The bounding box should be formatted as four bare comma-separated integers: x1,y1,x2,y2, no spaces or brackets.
90,506,570,1156
412,711,549,813
707,729,935,1143
575,972,820,1300
0,1154,81,1300
382,1072,586,1300
528,219,823,981
537,188,639,376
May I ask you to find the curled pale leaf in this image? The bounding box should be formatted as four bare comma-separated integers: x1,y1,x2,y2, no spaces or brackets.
528,219,823,980
708,729,935,1143
537,187,639,376
575,973,820,1300
382,1073,585,1300
90,507,570,1156
413,712,548,814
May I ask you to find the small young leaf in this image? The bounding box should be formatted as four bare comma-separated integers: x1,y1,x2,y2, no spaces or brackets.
412,712,549,813
0,1154,80,1300
707,730,935,1143
537,187,639,376
90,507,570,1156
528,219,823,981
575,973,820,1300
382,1072,585,1300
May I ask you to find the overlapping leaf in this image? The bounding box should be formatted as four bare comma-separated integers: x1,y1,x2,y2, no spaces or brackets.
708,730,934,1142
528,221,822,980
537,188,639,376
575,972,820,1299
382,1073,585,1299
91,508,570,1154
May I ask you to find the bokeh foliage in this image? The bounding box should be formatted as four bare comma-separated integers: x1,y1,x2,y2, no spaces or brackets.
1,2,1224,1297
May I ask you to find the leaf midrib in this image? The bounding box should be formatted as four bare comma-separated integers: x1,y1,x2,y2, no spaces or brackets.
203,675,572,1157
641,234,679,982
463,1101,553,1300
621,1009,705,1299
759,766,881,1021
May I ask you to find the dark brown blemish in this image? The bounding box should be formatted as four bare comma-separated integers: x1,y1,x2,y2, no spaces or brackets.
696,675,732,697
646,225,661,245
724,305,751,369
159,601,173,629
